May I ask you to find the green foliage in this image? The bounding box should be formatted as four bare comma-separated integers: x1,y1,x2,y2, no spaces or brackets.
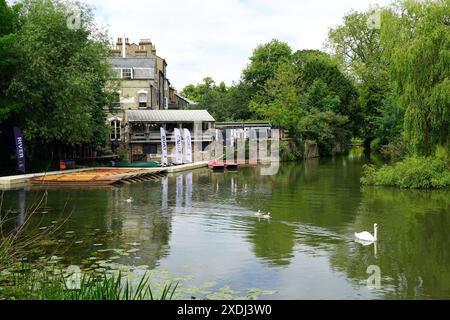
361,157,450,189
0,0,21,122
280,140,303,162
382,0,450,155
327,8,390,150
250,55,352,155
378,137,408,162
181,78,254,121
242,39,292,95
3,0,115,150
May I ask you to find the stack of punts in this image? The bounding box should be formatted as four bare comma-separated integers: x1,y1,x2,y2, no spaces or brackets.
30,168,166,188
208,160,239,172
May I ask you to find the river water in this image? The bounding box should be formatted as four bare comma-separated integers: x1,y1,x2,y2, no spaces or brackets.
1,151,449,299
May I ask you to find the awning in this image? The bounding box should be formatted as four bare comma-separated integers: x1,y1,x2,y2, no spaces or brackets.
125,110,215,123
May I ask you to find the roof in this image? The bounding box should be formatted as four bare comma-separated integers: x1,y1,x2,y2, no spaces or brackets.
109,57,155,68
175,93,199,105
126,110,215,123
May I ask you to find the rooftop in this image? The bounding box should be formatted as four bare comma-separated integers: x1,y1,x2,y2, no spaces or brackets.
109,57,155,68
125,110,215,123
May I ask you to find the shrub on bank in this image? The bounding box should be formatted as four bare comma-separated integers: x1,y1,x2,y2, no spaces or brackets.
361,157,450,189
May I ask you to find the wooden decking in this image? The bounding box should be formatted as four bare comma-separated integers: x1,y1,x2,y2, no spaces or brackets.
30,168,166,188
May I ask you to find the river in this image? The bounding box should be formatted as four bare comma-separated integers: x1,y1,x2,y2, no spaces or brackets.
1,151,449,299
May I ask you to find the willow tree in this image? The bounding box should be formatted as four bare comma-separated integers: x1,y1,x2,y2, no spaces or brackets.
382,0,450,156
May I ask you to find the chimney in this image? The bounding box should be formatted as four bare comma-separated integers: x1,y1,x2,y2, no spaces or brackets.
122,35,126,58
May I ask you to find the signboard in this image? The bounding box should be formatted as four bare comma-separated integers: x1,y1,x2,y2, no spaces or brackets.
13,127,26,173
160,127,168,165
184,128,192,163
174,128,183,164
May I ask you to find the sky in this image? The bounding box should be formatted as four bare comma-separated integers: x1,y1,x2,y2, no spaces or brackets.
10,0,395,90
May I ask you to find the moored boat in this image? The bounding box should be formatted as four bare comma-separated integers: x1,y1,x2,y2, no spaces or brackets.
111,161,161,168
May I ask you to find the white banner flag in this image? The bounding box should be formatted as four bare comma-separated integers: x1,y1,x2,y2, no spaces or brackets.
160,127,168,165
174,128,183,164
184,128,192,163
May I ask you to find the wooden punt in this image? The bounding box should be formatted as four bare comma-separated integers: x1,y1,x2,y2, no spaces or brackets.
208,160,238,171
30,168,166,188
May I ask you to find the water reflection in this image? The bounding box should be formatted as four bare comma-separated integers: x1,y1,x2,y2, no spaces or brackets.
1,155,449,299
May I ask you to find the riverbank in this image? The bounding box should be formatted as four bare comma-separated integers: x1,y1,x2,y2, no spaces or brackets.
361,156,450,189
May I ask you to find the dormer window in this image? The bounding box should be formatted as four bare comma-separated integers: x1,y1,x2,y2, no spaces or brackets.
122,68,132,79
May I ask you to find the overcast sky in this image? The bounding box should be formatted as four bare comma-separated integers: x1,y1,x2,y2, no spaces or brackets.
11,0,395,90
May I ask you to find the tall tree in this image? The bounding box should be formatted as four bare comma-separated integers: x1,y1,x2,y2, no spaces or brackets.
7,0,115,156
292,50,360,135
327,8,390,153
382,0,450,156
0,0,20,122
242,39,292,97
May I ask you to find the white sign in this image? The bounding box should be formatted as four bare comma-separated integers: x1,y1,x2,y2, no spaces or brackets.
174,128,183,164
184,128,192,163
160,127,168,165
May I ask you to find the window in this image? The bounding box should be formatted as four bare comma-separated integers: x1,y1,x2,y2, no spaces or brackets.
143,144,158,155
122,68,132,79
110,120,121,141
139,92,147,109
112,92,120,109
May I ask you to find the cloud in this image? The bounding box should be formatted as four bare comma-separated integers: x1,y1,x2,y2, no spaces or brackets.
11,0,395,89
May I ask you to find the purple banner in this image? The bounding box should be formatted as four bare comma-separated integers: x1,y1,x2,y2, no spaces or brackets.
13,127,26,173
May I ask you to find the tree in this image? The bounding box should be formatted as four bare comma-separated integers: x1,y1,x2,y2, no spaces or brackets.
382,0,450,156
0,0,20,122
7,0,114,155
292,50,360,135
251,61,351,155
327,8,390,153
242,39,292,97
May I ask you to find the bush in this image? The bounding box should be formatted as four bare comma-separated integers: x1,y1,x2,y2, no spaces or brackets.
361,157,450,189
280,140,303,162
379,138,407,162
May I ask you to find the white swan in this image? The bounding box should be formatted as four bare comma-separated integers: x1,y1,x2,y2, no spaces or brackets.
262,212,271,219
125,197,133,203
355,224,378,242
255,210,262,217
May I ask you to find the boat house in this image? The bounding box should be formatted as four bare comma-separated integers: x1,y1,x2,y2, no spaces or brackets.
124,110,215,163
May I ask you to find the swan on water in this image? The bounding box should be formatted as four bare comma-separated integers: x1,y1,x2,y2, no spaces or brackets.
262,212,271,219
125,197,133,203
255,210,262,217
355,224,378,242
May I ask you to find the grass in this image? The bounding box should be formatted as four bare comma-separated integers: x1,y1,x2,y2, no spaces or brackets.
1,265,178,300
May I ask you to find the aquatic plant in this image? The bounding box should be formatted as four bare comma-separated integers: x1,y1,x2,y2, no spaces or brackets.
0,265,177,300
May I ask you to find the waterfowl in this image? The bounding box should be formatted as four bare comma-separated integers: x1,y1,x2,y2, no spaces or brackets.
125,197,133,203
355,224,378,242
262,212,271,219
255,210,262,217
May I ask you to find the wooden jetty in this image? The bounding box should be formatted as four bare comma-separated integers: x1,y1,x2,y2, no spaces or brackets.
30,168,166,188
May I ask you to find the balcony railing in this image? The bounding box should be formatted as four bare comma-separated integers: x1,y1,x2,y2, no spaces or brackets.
130,132,213,143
